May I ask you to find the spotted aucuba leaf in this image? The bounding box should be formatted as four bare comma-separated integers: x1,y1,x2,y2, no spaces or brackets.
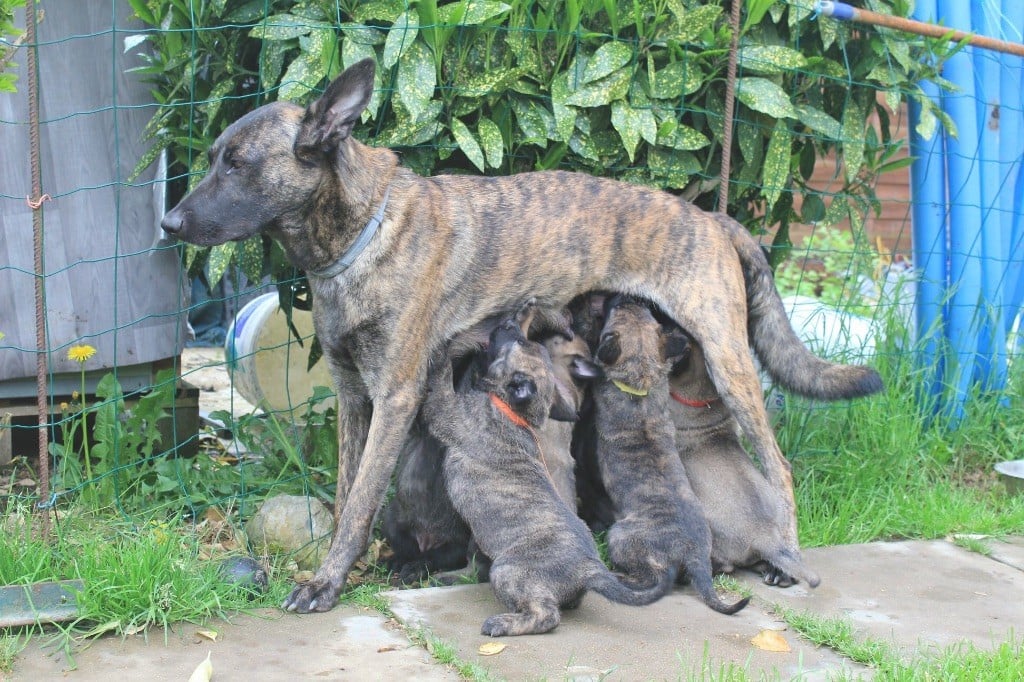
476,116,504,169
735,77,798,119
564,67,631,107
451,118,485,172
383,11,418,70
205,242,236,288
396,41,435,120
795,104,842,140
649,61,702,99
762,120,791,212
438,1,511,25
582,41,633,84
842,102,865,183
738,45,807,76
238,236,265,286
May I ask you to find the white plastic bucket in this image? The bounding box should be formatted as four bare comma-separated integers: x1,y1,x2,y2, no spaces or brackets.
225,293,334,415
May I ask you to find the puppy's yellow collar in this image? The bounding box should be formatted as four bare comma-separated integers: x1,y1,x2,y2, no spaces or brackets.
612,379,648,397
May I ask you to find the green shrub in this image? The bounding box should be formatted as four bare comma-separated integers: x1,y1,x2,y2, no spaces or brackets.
126,0,955,289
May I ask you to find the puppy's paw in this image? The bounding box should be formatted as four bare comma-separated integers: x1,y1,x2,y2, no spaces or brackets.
282,577,344,613
481,614,516,637
762,566,796,588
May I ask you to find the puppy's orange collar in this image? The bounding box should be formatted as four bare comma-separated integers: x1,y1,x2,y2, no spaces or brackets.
670,391,719,408
489,393,531,429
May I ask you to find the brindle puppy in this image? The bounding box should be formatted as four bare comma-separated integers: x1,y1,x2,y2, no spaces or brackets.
591,295,749,615
381,305,578,583
423,308,671,636
669,337,821,588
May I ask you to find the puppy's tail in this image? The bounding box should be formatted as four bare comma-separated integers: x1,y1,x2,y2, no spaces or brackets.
684,554,750,616
715,215,884,400
587,562,675,607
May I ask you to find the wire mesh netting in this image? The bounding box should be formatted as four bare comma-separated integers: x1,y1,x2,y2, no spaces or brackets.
1,0,1022,527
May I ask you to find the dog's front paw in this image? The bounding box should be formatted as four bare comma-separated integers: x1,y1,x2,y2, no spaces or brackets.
481,614,516,637
283,577,344,613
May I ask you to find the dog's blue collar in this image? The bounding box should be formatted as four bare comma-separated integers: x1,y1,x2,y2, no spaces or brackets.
308,186,390,279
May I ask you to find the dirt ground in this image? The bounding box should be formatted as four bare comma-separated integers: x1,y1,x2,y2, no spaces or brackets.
179,346,256,420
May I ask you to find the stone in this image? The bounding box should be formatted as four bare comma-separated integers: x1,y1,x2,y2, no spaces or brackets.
245,495,334,570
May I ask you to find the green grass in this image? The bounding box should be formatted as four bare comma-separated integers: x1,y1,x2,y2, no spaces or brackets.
777,339,1024,548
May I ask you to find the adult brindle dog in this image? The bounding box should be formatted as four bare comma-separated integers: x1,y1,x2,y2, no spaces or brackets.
161,59,882,613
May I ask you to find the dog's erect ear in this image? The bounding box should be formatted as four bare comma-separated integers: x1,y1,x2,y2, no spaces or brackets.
662,327,690,364
595,332,621,366
569,356,603,381
295,58,376,161
548,380,579,422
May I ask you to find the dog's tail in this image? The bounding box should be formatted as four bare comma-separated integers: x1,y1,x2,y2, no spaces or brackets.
587,562,675,607
683,553,751,616
763,549,821,589
715,215,883,400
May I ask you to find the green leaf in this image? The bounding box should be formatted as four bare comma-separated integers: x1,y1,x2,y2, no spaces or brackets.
669,5,722,43
205,242,237,288
795,104,842,140
656,120,709,151
238,236,265,285
476,116,504,168
250,14,327,41
457,67,525,98
376,101,443,146
762,120,791,212
383,11,418,70
737,122,761,164
451,118,485,172
340,23,386,46
564,67,632,107
842,102,865,183
396,41,435,120
438,1,511,25
743,0,775,32
647,149,700,189
550,72,576,142
650,61,702,99
279,30,333,102
512,98,555,146
738,45,807,75
582,42,633,84
351,0,406,23
735,77,797,119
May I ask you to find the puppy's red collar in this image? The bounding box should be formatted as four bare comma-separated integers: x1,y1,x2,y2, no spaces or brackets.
489,393,531,429
670,391,720,409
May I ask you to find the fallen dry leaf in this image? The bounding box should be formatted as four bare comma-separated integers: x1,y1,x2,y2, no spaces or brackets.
187,651,213,682
751,629,791,653
196,629,219,642
377,644,399,653
14,478,36,488
478,642,507,656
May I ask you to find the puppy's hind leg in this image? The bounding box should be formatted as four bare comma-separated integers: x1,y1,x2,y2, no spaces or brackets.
481,599,561,637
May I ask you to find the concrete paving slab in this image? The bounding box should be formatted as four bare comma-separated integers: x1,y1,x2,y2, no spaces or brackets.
983,535,1024,572
384,582,866,681
743,540,1024,660
8,607,458,682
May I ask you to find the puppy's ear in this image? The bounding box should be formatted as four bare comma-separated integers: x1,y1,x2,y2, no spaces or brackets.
595,332,621,365
662,328,690,364
548,382,579,422
569,356,603,381
295,58,376,161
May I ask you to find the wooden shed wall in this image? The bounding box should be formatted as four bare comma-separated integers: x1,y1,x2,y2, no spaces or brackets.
0,2,185,395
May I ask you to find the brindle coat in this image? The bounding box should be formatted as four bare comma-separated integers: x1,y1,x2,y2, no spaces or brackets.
424,308,670,636
161,59,882,612
669,337,821,588
589,296,748,615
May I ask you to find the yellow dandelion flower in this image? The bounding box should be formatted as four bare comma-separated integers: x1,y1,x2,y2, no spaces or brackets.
60,401,69,411
67,344,97,363
71,391,79,401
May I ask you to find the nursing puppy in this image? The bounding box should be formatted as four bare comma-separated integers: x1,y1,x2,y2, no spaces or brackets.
423,306,671,636
381,306,577,582
591,295,749,615
669,337,821,588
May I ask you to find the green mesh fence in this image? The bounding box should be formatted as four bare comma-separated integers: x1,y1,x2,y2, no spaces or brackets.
0,1,1016,526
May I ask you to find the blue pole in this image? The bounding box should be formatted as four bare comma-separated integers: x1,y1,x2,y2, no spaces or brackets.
909,0,948,406
972,2,1006,391
1001,0,1024,351
938,0,985,421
